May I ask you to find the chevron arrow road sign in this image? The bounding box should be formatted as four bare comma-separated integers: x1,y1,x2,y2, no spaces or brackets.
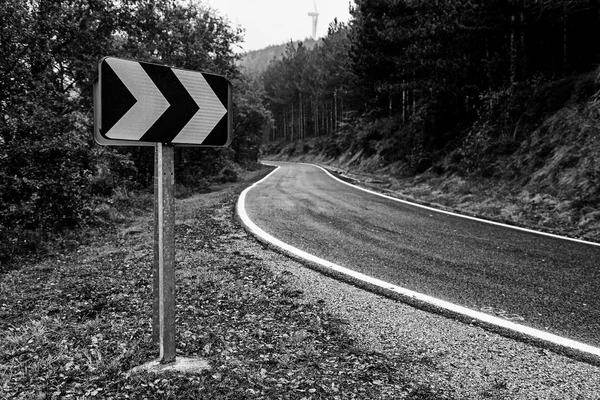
94,57,232,147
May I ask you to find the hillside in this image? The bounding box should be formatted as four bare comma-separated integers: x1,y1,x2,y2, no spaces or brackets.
237,38,318,80
263,70,600,243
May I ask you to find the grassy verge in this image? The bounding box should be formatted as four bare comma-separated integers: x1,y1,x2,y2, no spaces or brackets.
0,167,446,399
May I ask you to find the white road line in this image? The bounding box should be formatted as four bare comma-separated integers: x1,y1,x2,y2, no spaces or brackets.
238,162,600,361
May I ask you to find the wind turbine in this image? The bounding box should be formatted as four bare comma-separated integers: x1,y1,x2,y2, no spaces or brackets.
307,0,319,39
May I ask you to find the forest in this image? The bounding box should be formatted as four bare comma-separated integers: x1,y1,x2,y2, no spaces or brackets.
0,0,268,266
262,0,600,169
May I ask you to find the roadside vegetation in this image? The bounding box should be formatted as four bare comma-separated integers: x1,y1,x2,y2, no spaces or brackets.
0,0,268,269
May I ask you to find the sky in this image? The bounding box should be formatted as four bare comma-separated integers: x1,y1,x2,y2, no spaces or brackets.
205,0,355,52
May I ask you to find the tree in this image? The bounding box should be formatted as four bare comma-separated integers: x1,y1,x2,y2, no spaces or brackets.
0,0,263,263
0,0,119,239
260,0,600,178
262,22,356,142
312,21,356,134
231,77,271,166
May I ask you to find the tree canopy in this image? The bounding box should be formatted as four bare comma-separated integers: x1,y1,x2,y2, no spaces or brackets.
262,0,600,144
0,0,265,264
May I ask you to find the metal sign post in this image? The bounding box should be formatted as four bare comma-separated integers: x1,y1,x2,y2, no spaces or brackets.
152,143,176,363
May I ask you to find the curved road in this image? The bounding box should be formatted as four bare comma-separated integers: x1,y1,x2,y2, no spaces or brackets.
243,162,600,348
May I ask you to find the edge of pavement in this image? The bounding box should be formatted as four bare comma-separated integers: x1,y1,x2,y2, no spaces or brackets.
236,161,600,367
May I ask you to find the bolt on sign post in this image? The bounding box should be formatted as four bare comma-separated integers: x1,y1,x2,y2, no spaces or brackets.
93,57,232,365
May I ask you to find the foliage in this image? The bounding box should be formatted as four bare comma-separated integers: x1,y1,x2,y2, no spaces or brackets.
0,0,269,265
231,77,271,167
261,0,600,175
238,38,319,80
0,0,118,264
262,21,356,142
459,70,600,177
115,0,242,76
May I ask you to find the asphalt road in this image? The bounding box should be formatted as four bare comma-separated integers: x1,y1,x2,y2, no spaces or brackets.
244,162,600,348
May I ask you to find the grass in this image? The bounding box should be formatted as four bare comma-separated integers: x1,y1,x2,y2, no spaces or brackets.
0,167,449,399
375,172,600,243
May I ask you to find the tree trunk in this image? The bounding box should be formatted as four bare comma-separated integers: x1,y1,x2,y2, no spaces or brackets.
510,9,527,85
510,13,519,85
520,11,528,80
334,90,338,131
402,80,407,123
291,103,294,141
563,3,568,74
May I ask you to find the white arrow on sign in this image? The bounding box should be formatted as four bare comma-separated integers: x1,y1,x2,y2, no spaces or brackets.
104,58,170,141
171,69,227,145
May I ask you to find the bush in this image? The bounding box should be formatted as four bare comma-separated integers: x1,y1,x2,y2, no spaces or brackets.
0,100,103,267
